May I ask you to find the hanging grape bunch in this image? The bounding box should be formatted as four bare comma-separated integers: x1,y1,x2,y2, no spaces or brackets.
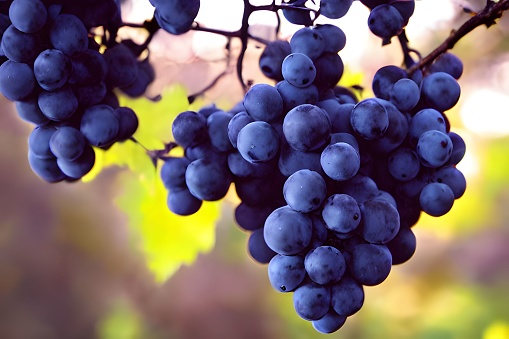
2,0,508,335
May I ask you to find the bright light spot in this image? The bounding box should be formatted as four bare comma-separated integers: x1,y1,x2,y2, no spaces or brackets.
460,89,509,138
192,32,229,61
195,0,244,31
405,1,457,41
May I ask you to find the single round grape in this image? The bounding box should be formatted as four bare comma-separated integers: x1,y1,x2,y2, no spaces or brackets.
331,274,365,316
387,147,420,182
419,182,455,217
283,169,327,213
350,98,389,140
49,126,86,161
9,0,48,33
290,27,325,60
320,0,354,19
312,311,347,334
350,243,392,286
0,60,36,101
416,130,453,168
243,83,284,123
305,246,346,285
172,111,207,148
283,104,331,152
80,104,119,147
49,14,89,57
268,254,306,293
293,282,331,321
166,187,202,216
282,53,317,88
237,121,279,163
322,194,361,234
368,4,404,40
34,49,71,91
185,158,231,201
248,228,276,264
421,71,461,112
360,199,400,244
56,144,95,179
320,142,360,181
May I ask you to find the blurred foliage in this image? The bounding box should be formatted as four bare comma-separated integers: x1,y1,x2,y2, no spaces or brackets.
83,86,222,282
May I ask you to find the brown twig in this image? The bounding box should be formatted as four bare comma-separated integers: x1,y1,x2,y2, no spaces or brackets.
408,0,509,74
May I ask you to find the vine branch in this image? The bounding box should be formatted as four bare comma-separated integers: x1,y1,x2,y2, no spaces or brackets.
408,0,509,74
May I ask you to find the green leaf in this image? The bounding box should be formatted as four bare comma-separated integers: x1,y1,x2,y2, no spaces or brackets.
82,85,223,282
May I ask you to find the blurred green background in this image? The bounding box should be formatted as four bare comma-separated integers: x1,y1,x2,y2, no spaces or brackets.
1,1,509,338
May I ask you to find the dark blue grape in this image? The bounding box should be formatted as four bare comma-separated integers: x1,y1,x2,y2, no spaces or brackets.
349,243,392,286
166,187,202,216
293,282,331,321
151,0,200,35
275,80,319,112
278,142,323,177
0,60,35,101
408,108,447,147
9,0,48,33
432,166,466,199
28,125,57,159
331,274,364,316
49,126,86,161
73,81,107,107
268,254,306,293
416,130,453,168
315,24,347,53
207,110,234,152
386,226,416,265
172,111,207,148
305,246,346,285
368,4,404,41
283,104,331,152
248,228,276,264
113,107,138,141
313,52,344,93
237,121,279,163
28,150,66,183
446,131,466,165
283,169,326,213
312,310,347,334
15,94,50,126
421,72,461,112
290,27,325,60
360,199,400,244
49,14,88,57
234,202,273,232
34,49,71,91
243,84,284,123
79,104,119,147
419,182,454,217
320,0,354,19
56,144,95,179
263,205,312,255
227,111,254,148
372,65,407,100
68,49,108,85
429,52,463,79
1,24,42,63
350,98,389,140
259,40,291,81
282,53,317,88
160,156,190,190
320,142,360,181
185,158,231,201
103,43,139,88
38,85,78,122
388,147,420,182
389,78,420,112
322,194,361,234
227,151,275,178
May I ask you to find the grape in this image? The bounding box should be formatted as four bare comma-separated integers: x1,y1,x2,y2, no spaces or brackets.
227,151,275,178
419,182,455,217
207,110,234,153
172,111,208,148
314,24,347,53
68,49,108,85
368,4,404,42
56,144,95,179
350,98,389,140
160,157,190,190
360,199,400,244
408,108,447,147
275,80,319,112
15,95,50,126
313,52,344,93
330,274,365,316
120,58,155,98
283,104,331,152
322,194,361,234
305,246,346,285
248,228,277,264
1,24,42,63
28,150,66,183
263,205,312,255
282,4,313,26
103,43,139,88
349,243,392,286
0,60,35,101
259,40,291,81
293,282,331,321
49,14,89,57
389,78,420,112
386,226,416,265
329,132,359,153
432,166,467,199
79,104,119,147
167,187,202,216
34,49,71,91
114,107,139,141
234,203,273,232
388,147,420,182
151,0,200,35
237,121,279,163
243,84,284,123
312,311,347,334
429,52,463,79
372,65,407,100
283,169,327,213
73,81,107,107
8,0,48,33
365,99,408,154
290,27,325,60
391,0,416,24
282,53,317,88
185,158,231,201
421,71,461,112
278,142,323,177
319,0,354,19
49,126,86,161
227,111,254,148
320,142,360,181
416,130,453,168
268,254,306,293
28,125,57,159
446,131,466,165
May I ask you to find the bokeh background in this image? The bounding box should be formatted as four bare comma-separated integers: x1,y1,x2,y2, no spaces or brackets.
1,0,509,338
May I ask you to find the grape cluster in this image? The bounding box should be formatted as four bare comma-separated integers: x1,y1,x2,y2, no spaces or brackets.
162,21,467,333
0,0,157,182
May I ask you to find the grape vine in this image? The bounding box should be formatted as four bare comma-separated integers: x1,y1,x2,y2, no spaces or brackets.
0,0,508,335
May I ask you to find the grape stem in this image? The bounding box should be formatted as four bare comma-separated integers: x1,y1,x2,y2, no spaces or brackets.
408,0,509,74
